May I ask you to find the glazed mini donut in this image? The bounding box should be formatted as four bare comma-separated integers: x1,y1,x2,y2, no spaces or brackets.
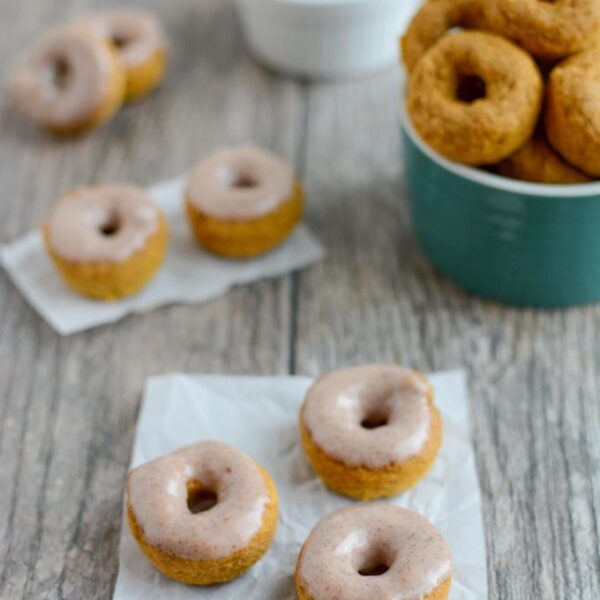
407,31,543,166
401,0,486,72
498,133,591,184
484,0,600,60
299,365,442,500
43,185,168,300
546,49,600,177
126,440,278,585
296,505,453,600
9,26,125,135
78,9,167,102
185,146,304,258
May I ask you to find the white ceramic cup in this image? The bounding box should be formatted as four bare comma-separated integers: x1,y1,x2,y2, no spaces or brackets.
237,0,422,79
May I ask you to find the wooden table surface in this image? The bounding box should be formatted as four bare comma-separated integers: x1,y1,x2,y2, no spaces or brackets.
1,1,599,598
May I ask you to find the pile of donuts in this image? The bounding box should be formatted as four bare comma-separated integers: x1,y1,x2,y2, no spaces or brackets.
402,0,600,184
126,365,454,600
42,146,304,300
8,9,168,136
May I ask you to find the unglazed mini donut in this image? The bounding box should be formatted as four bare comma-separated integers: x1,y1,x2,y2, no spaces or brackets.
498,133,591,184
407,31,543,166
9,26,125,135
296,505,452,600
300,365,442,500
43,185,168,300
126,440,278,585
78,9,167,102
401,0,486,72
185,146,304,258
546,49,600,177
484,0,600,60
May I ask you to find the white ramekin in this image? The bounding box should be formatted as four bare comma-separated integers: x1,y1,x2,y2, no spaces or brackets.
237,0,421,79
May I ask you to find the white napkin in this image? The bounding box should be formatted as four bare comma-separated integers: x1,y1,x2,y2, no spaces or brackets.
113,371,488,600
0,179,324,335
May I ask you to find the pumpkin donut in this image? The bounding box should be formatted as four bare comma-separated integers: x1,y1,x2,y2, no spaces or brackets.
546,48,600,177
407,31,543,166
300,365,442,501
401,0,486,72
78,9,168,102
498,133,591,184
185,146,304,258
295,505,453,600
43,185,168,300
484,0,600,60
127,440,279,585
8,26,125,135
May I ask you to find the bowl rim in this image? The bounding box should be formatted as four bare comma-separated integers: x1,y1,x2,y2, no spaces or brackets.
399,94,600,199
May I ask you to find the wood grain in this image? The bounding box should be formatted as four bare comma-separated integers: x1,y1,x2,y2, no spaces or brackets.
0,0,599,598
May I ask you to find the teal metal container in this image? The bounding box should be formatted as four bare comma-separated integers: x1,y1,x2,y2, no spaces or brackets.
400,103,600,308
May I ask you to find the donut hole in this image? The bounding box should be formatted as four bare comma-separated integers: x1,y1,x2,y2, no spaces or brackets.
360,405,391,430
52,58,72,90
217,165,260,190
353,548,392,577
186,480,218,514
111,35,130,50
232,172,259,189
359,563,390,577
456,73,487,104
99,213,121,237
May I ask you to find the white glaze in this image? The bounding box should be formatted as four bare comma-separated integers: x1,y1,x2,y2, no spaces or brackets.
302,365,433,468
186,146,295,220
297,504,452,600
47,185,160,263
79,9,167,68
127,440,271,560
9,26,113,128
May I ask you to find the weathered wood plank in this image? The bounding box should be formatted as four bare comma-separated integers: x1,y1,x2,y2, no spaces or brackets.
1,0,599,598
0,1,303,598
295,73,600,599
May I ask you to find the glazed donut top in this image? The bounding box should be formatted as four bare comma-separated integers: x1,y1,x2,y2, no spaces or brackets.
46,185,161,263
127,441,271,560
9,27,113,128
297,504,452,600
302,365,434,468
186,146,295,220
80,9,167,69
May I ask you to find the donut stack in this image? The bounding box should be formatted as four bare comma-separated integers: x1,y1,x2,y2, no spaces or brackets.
402,0,600,184
8,10,168,136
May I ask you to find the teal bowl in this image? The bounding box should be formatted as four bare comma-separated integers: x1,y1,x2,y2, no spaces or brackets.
400,101,600,308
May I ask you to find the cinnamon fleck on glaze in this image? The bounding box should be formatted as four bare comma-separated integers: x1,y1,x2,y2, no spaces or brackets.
297,505,452,600
79,9,167,69
186,146,295,220
126,441,271,560
47,185,160,263
302,365,433,468
9,26,113,129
